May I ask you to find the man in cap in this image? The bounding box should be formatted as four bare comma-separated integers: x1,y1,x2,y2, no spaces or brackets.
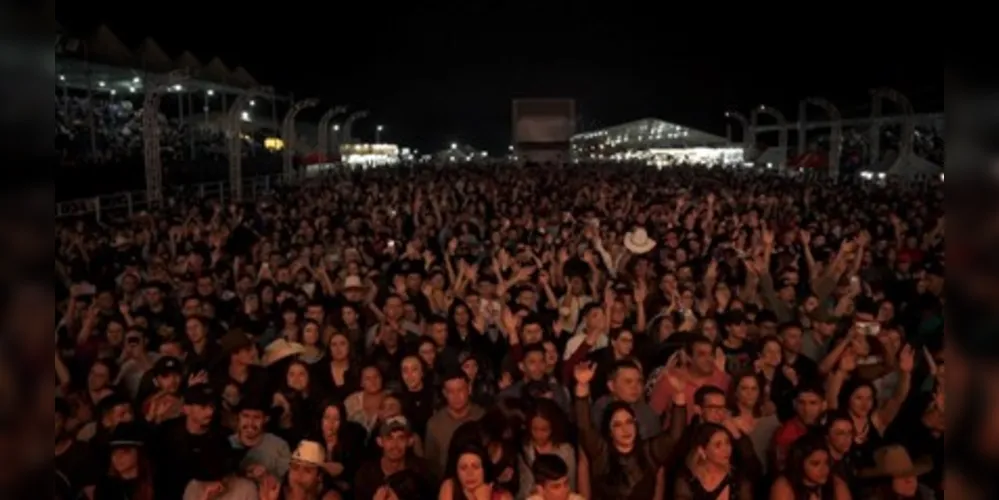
229,396,290,479
154,384,231,499
214,329,269,397
182,438,257,500
141,355,185,424
355,416,433,500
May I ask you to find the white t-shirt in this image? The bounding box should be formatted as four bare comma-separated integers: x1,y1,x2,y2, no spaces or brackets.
562,331,608,360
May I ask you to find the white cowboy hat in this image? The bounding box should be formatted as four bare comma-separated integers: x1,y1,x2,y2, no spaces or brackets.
261,339,306,367
623,228,656,254
290,440,325,466
342,275,365,290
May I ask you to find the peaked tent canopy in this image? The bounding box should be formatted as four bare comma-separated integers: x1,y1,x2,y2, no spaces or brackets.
134,37,174,73
85,24,135,67
174,51,203,73
230,66,259,88
201,57,231,83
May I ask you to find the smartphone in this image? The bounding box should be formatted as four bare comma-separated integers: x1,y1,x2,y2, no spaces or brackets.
387,240,396,249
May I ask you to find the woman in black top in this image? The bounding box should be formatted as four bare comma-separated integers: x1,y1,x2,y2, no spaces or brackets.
673,423,753,500
93,423,156,500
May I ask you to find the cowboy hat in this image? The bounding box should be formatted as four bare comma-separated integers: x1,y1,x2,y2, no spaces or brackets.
858,445,933,478
342,275,365,290
261,338,306,367
291,440,325,467
623,228,656,254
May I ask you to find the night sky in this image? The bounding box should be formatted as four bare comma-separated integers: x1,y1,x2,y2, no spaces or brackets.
59,2,941,153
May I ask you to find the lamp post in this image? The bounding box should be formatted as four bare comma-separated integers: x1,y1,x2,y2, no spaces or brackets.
376,124,384,143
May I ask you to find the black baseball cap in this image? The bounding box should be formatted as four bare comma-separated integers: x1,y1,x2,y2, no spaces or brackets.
152,356,184,377
109,422,145,449
183,384,217,407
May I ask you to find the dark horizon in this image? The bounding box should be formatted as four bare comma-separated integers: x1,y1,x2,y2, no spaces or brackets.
57,4,941,154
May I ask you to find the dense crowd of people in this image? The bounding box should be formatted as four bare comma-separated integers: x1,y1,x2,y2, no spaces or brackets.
54,162,945,500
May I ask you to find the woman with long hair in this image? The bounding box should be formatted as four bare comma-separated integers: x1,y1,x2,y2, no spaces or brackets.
673,423,753,499
93,423,155,500
771,434,852,499
573,362,686,499
439,444,514,500
274,359,320,446
516,399,576,500
334,303,366,351
316,400,367,497
299,319,326,365
344,363,387,435
728,371,781,475
398,354,436,438
825,345,914,469
324,332,359,403
447,301,491,357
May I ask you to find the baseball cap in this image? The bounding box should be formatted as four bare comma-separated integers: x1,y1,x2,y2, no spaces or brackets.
379,415,411,436
153,356,184,377
109,422,145,449
183,384,217,407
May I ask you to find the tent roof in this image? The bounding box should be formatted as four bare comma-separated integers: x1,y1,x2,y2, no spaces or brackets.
85,24,135,67
201,57,231,83
134,37,173,72
230,66,259,88
174,51,203,73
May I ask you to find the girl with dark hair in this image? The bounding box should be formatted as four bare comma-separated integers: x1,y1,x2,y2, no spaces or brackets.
446,301,491,358
771,435,852,499
324,331,360,403
299,319,326,365
93,423,156,500
274,358,320,446
448,409,521,496
673,423,753,499
517,399,576,499
317,399,367,497
573,362,686,499
345,363,387,435
825,345,914,469
398,353,436,438
728,370,781,474
438,444,514,500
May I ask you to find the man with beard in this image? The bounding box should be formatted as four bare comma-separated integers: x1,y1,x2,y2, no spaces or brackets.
355,416,433,500
229,397,290,479
154,384,231,499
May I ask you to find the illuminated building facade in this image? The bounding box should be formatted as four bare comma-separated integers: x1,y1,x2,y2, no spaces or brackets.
571,118,743,165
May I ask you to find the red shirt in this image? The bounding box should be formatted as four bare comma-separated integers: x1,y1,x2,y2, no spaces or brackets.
772,418,808,471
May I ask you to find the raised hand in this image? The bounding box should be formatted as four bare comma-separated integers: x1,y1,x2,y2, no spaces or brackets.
633,280,648,304
838,350,857,373
798,229,811,246
898,344,915,373
781,365,799,386
574,361,596,386
714,347,727,373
